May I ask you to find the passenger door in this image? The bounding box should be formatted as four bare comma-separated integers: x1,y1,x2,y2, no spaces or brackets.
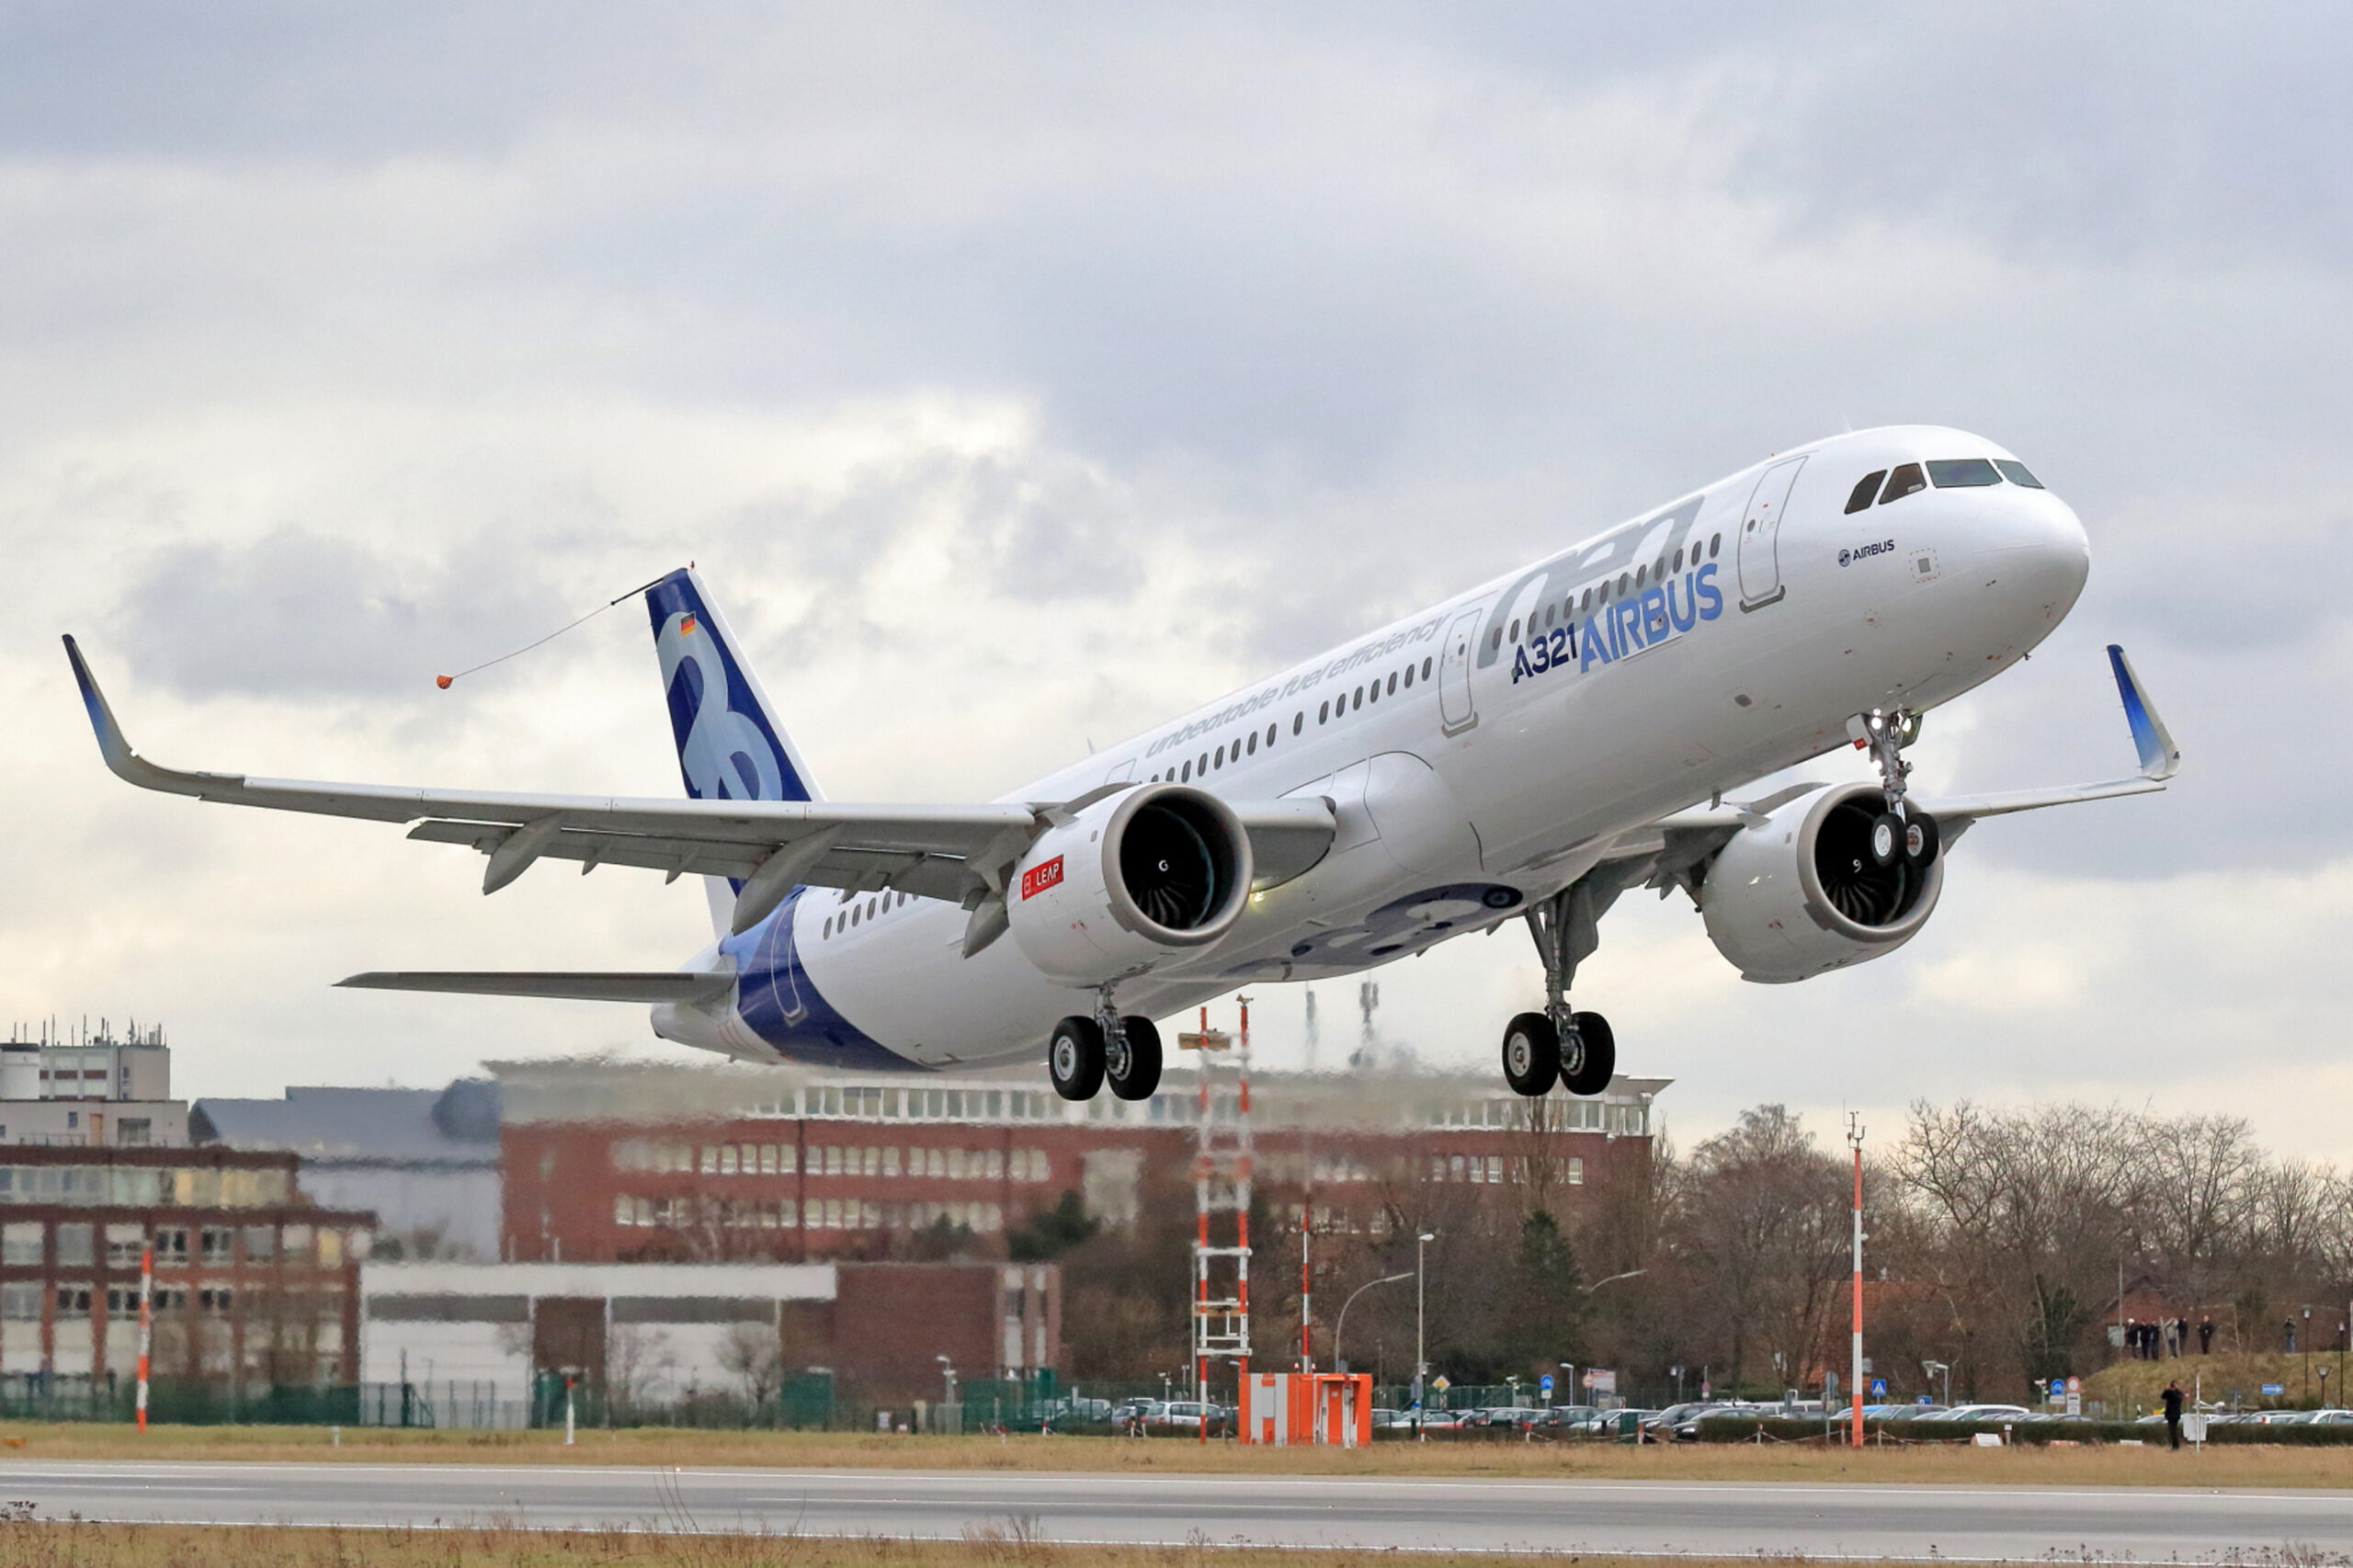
1736,456,1808,611
1438,606,1486,734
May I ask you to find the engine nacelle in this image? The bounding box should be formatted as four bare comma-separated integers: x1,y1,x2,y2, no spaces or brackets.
1006,784,1252,986
1700,782,1944,983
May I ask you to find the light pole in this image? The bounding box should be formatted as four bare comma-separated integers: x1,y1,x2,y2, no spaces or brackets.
936,1354,957,1433
1847,1112,1865,1449
1559,1363,1574,1409
1922,1359,1950,1409
1415,1232,1436,1428
1332,1271,1411,1374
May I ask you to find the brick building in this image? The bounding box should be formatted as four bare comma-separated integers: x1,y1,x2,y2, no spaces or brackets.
0,1144,373,1392
494,1057,1667,1267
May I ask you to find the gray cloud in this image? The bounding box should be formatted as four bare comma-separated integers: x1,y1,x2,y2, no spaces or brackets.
114,528,569,699
0,4,2345,1153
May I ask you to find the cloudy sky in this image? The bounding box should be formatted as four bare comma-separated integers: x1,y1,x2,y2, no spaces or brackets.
3,4,2346,1158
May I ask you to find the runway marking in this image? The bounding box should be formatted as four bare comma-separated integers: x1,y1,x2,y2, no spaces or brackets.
7,1460,2348,1507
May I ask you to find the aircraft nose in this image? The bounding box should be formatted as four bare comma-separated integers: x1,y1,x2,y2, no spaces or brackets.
1967,485,2090,623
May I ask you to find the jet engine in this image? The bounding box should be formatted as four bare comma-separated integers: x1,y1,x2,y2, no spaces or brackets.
1700,782,1943,983
1006,784,1252,986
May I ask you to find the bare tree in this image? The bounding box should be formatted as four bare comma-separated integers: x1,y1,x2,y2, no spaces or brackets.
717,1319,786,1416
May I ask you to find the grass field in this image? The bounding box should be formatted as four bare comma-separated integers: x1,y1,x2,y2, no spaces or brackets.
0,1520,1824,1568
0,1422,2349,1488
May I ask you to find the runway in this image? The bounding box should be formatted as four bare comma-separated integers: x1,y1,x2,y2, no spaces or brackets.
6,1460,2350,1560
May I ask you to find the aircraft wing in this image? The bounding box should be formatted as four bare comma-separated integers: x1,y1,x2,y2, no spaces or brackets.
64,637,1334,933
336,971,736,1003
1608,642,2180,882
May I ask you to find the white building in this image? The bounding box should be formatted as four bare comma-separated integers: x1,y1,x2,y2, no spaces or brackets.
0,1025,188,1147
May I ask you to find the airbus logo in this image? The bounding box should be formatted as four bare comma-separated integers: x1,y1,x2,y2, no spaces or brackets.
1838,539,1896,567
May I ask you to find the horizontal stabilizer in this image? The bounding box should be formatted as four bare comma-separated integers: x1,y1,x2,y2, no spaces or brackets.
336,971,735,1004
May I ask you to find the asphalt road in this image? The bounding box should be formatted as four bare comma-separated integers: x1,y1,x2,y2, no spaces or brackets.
3,1460,2348,1561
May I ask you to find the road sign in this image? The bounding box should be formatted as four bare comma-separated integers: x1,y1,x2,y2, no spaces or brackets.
1870,1379,1886,1398
2262,1383,2285,1395
1431,1375,1450,1392
1584,1369,1616,1394
1540,1374,1554,1394
2050,1378,2065,1398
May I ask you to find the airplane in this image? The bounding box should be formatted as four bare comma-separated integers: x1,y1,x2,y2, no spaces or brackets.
63,425,2177,1104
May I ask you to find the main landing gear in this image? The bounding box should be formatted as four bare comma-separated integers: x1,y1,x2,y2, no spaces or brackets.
1854,707,1941,873
1048,987,1163,1103
1503,886,1617,1097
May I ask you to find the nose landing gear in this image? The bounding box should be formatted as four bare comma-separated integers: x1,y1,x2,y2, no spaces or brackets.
1502,885,1619,1098
1853,707,1941,871
1049,988,1163,1102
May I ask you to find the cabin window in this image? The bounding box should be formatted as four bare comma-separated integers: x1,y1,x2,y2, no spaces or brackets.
1266,723,1277,745
1489,628,1502,652
1928,458,2003,488
1387,672,1398,695
1710,534,1722,556
1213,745,1224,768
1318,700,1329,723
1542,606,1554,629
1880,463,1927,504
1421,657,1433,680
1995,460,2043,488
1403,665,1415,687
1508,619,1520,642
1847,471,1888,513
1181,760,1192,781
1293,713,1304,734
850,906,861,927
1673,548,1685,572
1635,565,1647,588
1617,574,1631,596
1353,687,1364,710
1246,732,1257,756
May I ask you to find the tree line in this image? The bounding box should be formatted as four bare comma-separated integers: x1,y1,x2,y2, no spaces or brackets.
1050,1100,2353,1405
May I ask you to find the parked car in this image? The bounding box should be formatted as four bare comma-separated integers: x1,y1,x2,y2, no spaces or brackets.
1519,1404,1597,1434
1039,1396,1113,1431
1109,1397,1161,1431
1925,1403,2033,1424
1143,1401,1229,1437
1461,1406,1527,1429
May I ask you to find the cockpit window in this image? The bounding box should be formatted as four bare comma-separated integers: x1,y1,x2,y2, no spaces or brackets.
1879,463,1927,504
1994,459,2043,488
1846,471,1887,514
1927,458,2003,488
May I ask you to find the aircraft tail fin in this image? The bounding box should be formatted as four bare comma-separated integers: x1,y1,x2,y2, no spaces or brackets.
643,567,824,936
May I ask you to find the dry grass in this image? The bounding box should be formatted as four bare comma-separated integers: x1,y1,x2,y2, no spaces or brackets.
0,1422,2350,1488
2086,1350,2353,1412
0,1519,1830,1568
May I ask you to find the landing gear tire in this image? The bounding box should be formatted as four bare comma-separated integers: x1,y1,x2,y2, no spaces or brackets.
1049,1016,1106,1101
1108,1015,1163,1101
1869,812,1904,869
1501,1012,1560,1096
1561,1010,1617,1096
1903,811,1940,869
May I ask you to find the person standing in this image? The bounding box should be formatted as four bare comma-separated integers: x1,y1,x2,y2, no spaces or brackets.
2163,1381,2185,1450
2199,1316,2213,1355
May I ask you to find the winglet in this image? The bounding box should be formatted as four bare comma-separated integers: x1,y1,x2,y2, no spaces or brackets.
2107,643,2180,781
63,635,147,782
60,636,224,798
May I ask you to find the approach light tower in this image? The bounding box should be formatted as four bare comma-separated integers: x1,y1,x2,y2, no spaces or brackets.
1187,997,1254,1434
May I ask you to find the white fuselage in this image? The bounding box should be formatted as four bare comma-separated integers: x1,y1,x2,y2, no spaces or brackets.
657,426,2090,1071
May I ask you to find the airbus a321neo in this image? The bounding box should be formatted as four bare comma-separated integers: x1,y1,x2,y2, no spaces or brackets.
65,426,2178,1103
